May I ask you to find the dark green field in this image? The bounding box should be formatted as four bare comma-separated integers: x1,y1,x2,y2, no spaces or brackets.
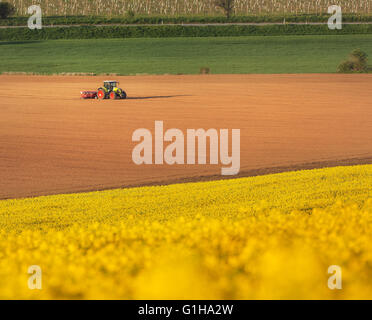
1,34,372,75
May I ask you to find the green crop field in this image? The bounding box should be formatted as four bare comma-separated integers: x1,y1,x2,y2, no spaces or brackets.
1,34,372,75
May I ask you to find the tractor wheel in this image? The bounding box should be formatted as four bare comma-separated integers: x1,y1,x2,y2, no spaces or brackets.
120,90,127,100
110,92,117,100
97,89,106,100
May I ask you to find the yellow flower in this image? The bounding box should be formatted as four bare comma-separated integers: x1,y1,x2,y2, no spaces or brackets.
0,165,371,299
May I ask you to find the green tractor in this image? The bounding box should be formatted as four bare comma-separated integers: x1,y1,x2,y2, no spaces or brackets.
97,80,127,100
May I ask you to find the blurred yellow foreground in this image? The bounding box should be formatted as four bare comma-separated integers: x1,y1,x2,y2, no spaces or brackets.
0,165,371,299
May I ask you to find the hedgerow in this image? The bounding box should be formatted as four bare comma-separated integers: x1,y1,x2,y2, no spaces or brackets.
1,24,372,41
1,14,372,26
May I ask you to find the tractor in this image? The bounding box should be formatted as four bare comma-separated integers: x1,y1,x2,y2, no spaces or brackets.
97,81,127,100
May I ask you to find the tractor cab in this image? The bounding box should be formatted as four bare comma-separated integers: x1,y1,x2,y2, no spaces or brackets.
104,81,119,91
97,80,127,100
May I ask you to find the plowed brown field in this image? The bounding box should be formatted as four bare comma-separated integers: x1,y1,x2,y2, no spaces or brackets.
1,74,372,199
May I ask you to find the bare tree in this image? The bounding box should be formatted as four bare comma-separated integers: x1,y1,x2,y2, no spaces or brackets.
215,0,235,19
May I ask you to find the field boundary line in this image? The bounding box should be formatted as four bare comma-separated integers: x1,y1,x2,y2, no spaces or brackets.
1,156,371,201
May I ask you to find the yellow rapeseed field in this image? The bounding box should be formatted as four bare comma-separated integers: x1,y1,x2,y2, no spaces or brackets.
0,165,371,299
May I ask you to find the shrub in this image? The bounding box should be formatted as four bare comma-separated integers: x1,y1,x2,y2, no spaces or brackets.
350,48,368,70
337,61,355,73
200,67,211,74
338,49,369,73
0,2,15,19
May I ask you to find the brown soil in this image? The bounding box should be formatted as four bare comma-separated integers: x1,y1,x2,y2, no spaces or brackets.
1,74,372,199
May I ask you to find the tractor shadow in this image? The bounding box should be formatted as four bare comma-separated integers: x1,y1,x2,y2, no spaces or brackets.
127,95,191,100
